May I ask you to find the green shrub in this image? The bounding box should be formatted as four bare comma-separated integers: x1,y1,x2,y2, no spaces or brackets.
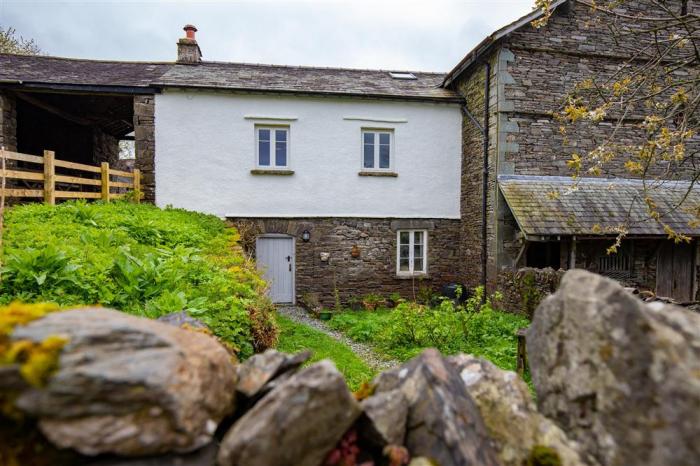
329,290,530,372
0,201,277,358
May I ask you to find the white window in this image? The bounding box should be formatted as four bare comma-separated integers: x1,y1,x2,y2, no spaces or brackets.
397,230,427,275
256,126,289,168
362,129,393,171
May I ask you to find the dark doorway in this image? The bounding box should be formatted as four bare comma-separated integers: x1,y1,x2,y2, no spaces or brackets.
526,241,561,269
656,241,695,301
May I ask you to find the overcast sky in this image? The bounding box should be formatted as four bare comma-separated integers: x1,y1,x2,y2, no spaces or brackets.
0,0,535,72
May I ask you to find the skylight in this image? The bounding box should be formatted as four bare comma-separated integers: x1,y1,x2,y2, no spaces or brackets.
389,72,417,80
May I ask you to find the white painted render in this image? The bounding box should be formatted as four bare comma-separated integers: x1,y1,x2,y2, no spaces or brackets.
155,90,461,218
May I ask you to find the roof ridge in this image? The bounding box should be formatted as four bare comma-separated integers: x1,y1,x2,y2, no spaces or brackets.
196,60,447,76
0,53,172,66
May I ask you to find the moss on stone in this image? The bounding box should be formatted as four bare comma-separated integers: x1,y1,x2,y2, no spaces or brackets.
526,445,562,466
0,302,68,387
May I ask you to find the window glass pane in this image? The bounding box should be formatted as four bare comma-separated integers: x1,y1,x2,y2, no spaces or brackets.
275,129,287,142
379,133,390,145
259,141,270,166
399,231,410,245
413,258,424,272
275,139,287,166
413,231,423,244
413,244,423,259
379,144,390,169
258,129,270,141
364,144,374,168
400,245,410,259
400,258,410,271
364,132,375,144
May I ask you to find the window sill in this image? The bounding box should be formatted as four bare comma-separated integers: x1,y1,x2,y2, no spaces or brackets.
395,273,429,280
358,171,398,177
250,169,295,176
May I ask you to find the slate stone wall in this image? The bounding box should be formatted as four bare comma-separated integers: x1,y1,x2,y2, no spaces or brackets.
452,0,700,291
0,90,17,152
229,217,461,307
133,95,156,203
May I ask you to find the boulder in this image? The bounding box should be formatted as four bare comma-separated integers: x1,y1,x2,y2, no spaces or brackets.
373,349,501,466
527,270,700,466
359,389,408,447
235,349,311,398
5,308,237,456
448,354,591,466
217,360,361,466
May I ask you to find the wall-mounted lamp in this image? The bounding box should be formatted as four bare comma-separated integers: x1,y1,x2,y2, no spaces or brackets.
301,230,311,242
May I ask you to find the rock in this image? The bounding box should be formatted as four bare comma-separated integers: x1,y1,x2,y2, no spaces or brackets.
85,443,218,466
235,349,311,398
156,310,208,329
359,389,408,447
5,308,237,456
527,270,700,466
217,360,361,466
373,349,501,466
448,354,591,466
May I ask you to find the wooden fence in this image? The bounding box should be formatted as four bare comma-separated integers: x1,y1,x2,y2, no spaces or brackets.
0,149,140,204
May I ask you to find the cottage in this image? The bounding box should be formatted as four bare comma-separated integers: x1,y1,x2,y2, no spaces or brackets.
1,0,698,306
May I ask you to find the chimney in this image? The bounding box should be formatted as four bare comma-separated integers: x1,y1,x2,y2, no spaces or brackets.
177,24,202,64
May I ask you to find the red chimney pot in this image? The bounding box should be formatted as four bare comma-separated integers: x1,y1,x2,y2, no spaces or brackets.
183,24,197,40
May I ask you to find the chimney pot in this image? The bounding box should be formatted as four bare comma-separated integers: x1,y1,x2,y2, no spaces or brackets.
183,24,197,40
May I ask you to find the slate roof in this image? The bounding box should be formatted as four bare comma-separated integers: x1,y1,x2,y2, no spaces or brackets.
0,54,171,89
498,175,700,237
154,62,460,102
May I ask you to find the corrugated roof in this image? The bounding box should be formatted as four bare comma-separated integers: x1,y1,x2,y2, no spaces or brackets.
0,54,171,89
498,175,700,237
154,62,460,102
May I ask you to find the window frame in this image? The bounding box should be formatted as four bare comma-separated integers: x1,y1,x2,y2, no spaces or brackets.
255,125,290,169
361,128,394,172
396,229,428,276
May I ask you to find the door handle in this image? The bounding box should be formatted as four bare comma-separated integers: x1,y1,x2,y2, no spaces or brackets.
286,256,291,262
289,264,292,272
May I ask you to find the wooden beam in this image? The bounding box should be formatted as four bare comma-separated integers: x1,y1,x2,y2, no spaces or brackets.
101,162,110,202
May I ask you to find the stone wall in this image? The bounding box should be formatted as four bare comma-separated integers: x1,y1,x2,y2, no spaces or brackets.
229,217,462,306
497,267,564,317
0,90,17,152
133,95,156,203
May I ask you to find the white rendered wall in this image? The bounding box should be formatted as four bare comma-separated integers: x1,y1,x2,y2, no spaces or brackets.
155,90,461,218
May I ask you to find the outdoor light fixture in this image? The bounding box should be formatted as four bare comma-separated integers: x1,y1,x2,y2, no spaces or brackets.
301,230,311,242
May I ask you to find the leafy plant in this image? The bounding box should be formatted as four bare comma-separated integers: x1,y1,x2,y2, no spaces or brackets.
361,293,385,311
0,201,277,359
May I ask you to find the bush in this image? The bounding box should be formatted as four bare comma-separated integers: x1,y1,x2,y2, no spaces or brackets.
0,201,277,358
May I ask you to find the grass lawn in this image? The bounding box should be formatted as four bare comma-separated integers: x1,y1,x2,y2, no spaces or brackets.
275,314,376,391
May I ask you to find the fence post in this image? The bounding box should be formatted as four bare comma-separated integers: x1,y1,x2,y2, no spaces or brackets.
133,168,141,204
43,150,55,205
101,162,110,202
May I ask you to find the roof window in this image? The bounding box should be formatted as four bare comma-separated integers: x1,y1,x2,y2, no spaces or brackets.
389,72,417,80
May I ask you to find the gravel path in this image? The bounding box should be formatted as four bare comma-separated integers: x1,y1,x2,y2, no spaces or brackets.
277,306,399,372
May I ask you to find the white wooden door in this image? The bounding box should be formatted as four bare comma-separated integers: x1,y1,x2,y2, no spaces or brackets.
256,236,295,303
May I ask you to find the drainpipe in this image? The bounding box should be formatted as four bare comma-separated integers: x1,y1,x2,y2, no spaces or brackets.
460,62,491,304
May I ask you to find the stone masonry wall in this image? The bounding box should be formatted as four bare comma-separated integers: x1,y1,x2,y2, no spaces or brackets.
133,95,156,203
0,90,17,152
229,217,461,307
501,0,699,179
